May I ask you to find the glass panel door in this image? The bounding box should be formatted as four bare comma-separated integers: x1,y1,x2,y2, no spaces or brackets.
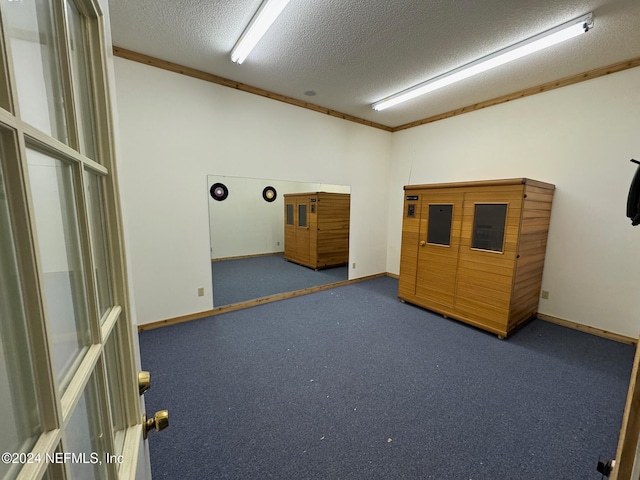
0,0,148,478
0,134,41,480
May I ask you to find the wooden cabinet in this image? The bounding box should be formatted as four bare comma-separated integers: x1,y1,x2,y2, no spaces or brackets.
399,178,555,338
284,192,350,269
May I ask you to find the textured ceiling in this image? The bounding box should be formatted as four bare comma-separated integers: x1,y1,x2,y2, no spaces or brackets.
108,0,640,129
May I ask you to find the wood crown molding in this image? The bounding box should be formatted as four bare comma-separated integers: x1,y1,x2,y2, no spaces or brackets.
112,47,393,132
113,47,640,133
393,57,640,132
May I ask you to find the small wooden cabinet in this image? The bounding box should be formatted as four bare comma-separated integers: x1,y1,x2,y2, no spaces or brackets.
399,178,555,337
284,192,350,269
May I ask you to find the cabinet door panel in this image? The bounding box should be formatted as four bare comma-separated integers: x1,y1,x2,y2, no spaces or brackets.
414,191,464,309
456,189,523,326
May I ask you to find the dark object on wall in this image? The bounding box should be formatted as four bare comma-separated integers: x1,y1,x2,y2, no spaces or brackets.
626,159,640,226
262,186,277,202
596,457,614,477
210,183,228,201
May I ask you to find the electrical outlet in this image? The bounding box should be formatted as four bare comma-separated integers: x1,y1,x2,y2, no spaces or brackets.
277,241,280,246
197,287,205,297
352,263,356,269
541,290,549,300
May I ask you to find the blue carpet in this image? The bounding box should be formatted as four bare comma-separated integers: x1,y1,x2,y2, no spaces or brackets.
140,277,634,479
212,253,348,306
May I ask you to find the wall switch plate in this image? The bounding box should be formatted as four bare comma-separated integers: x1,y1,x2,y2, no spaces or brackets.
197,287,205,297
541,290,549,299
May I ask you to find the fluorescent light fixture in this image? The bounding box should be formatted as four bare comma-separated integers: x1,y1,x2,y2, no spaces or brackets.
372,13,594,111
230,0,291,65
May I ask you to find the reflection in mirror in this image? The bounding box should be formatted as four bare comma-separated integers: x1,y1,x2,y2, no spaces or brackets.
207,175,351,307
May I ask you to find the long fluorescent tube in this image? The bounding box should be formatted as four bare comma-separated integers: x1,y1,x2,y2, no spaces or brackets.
230,0,291,65
372,13,594,111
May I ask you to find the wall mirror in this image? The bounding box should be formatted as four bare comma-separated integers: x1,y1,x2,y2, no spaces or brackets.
207,175,351,307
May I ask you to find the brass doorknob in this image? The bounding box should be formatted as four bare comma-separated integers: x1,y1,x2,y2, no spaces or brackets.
138,371,151,395
143,410,169,439
419,241,426,246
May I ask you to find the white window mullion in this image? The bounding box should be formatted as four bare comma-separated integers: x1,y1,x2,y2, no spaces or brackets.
59,344,100,420
0,107,17,129
0,8,12,113
89,19,141,432
100,305,120,341
14,431,61,480
118,425,144,479
22,112,83,165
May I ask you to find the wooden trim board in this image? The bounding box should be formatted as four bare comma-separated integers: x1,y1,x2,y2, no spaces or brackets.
393,57,640,132
138,273,386,331
212,251,283,262
537,313,636,345
403,177,556,191
611,339,640,480
139,272,634,346
113,47,640,133
112,47,394,133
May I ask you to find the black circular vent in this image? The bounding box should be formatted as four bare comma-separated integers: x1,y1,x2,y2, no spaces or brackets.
210,183,228,201
262,186,277,202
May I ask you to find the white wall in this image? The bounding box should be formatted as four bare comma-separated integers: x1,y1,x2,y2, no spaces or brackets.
207,175,348,259
114,54,640,337
114,58,391,325
387,67,640,338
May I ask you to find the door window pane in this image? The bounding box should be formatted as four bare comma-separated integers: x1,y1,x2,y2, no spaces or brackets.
427,204,453,246
298,204,307,227
472,204,508,252
27,148,90,391
0,139,41,480
42,465,55,480
65,373,108,480
85,172,112,319
2,0,68,142
66,0,98,160
286,204,293,225
104,325,126,457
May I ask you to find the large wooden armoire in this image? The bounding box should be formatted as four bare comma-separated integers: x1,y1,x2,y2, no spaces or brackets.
284,192,350,269
399,178,555,338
